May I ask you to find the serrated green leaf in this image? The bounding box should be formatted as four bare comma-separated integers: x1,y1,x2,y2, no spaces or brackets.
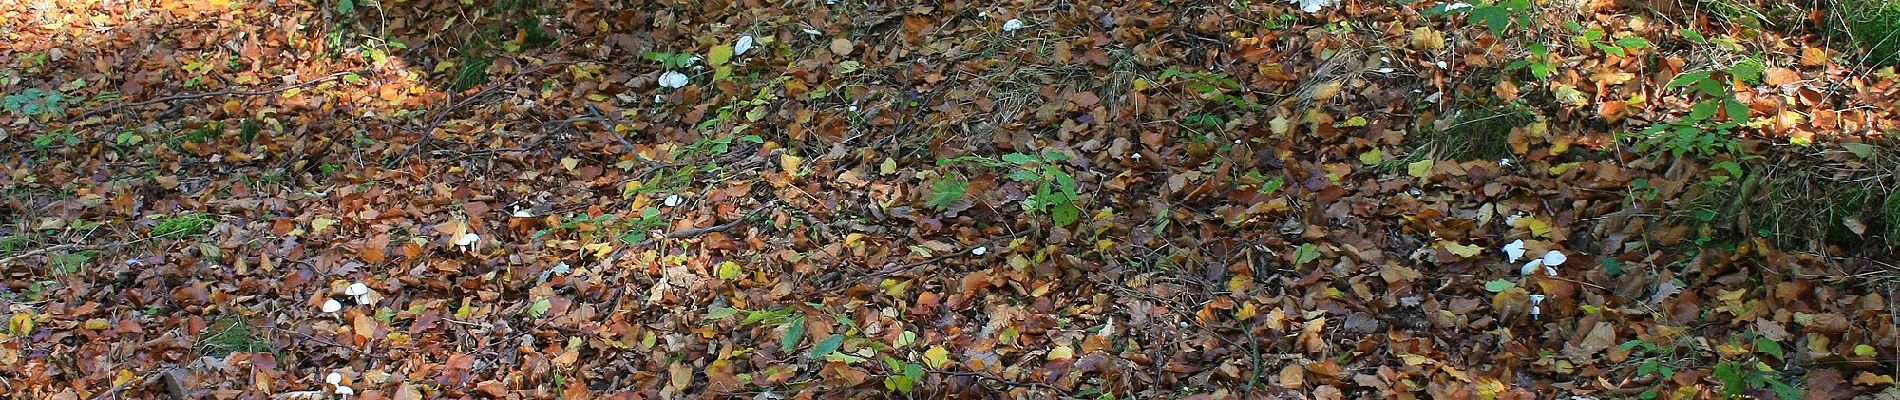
1051,202,1080,226
780,314,806,352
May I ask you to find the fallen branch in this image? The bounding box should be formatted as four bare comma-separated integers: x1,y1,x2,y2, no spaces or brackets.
80,71,366,119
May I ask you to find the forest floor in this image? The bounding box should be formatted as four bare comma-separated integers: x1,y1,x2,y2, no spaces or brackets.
3,0,1900,398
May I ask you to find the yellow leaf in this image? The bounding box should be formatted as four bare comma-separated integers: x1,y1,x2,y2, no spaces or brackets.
879,158,897,175
8,313,32,334
311,218,337,234
1046,345,1074,361
1474,377,1506,399
1442,241,1483,258
779,154,804,175
83,318,109,330
1358,147,1383,165
1407,159,1434,179
1550,162,1579,176
1514,217,1555,238
584,243,614,259
112,369,136,388
923,346,950,369
1336,116,1369,127
561,157,580,171
1227,275,1253,292
1269,114,1290,135
1853,372,1895,386
716,260,743,280
1235,302,1257,321
708,44,734,66
1399,353,1433,366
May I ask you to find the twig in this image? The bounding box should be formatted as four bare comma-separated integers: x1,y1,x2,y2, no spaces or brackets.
0,244,91,266
81,71,366,119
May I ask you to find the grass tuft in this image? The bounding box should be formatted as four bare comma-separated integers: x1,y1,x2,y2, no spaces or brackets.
152,213,216,239
1407,103,1534,162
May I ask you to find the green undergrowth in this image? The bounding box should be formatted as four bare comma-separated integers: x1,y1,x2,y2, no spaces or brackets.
1404,102,1534,162
1671,145,1900,254
1835,0,1900,66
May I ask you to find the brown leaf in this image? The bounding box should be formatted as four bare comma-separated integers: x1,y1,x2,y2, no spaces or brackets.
829,38,854,56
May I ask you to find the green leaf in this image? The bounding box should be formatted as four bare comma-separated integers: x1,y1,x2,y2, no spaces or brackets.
1293,243,1321,266
1724,99,1749,123
336,0,355,13
810,333,846,358
1358,147,1383,165
1483,279,1516,292
1679,28,1707,44
708,45,734,66
705,307,740,319
1001,153,1038,165
926,177,969,211
1756,337,1785,361
1595,43,1625,57
1842,143,1878,160
780,314,806,352
1689,100,1719,121
1615,36,1650,49
1730,59,1764,85
716,260,743,280
526,298,552,318
1051,202,1080,226
1259,176,1285,195
1668,71,1711,89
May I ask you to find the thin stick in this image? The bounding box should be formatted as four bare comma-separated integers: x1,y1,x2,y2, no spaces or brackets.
0,244,90,266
